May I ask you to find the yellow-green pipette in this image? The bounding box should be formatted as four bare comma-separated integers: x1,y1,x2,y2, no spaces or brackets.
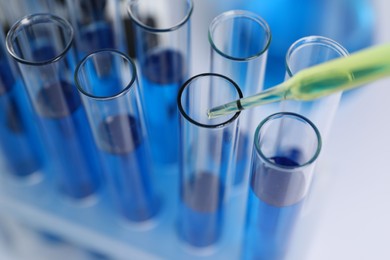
207,44,390,119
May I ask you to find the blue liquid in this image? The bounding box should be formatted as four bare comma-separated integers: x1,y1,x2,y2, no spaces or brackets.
81,55,123,98
77,0,116,58
243,156,306,260
140,49,185,165
0,49,14,95
36,230,65,245
0,80,44,177
80,0,107,17
97,114,159,221
0,44,44,177
86,250,111,260
178,172,224,247
32,42,57,63
36,81,101,199
79,21,115,57
234,132,250,185
209,129,235,177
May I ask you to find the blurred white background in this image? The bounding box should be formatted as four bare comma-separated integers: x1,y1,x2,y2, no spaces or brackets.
305,0,390,258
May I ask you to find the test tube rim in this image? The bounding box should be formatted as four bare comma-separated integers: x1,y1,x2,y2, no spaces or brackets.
254,112,322,171
127,0,194,33
285,35,349,77
177,73,243,129
208,10,272,62
5,13,74,66
74,49,138,101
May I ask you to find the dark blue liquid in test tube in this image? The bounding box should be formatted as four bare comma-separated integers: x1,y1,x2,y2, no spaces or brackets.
33,35,101,196
178,172,224,247
6,14,103,199
0,36,44,177
244,154,305,260
242,112,321,260
141,49,184,164
97,114,159,221
177,73,242,248
75,50,160,222
35,80,101,198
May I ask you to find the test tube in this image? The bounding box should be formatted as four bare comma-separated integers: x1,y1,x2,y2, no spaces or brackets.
66,0,125,59
177,73,242,248
283,36,349,140
282,36,349,259
6,14,102,200
209,10,271,186
75,50,160,222
127,0,193,166
0,27,45,179
243,112,322,260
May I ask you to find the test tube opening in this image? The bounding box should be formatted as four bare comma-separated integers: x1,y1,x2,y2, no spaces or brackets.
127,0,193,32
209,10,271,61
75,49,137,100
286,36,349,78
6,14,74,65
255,112,322,170
177,73,243,128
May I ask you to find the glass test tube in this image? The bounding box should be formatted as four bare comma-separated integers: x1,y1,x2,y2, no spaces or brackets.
177,73,243,248
66,0,125,59
209,10,271,186
127,0,193,166
75,50,160,222
6,14,102,200
0,26,45,179
283,36,349,140
243,112,322,260
282,36,349,259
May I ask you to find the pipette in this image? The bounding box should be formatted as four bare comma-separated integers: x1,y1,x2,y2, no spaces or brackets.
207,44,390,119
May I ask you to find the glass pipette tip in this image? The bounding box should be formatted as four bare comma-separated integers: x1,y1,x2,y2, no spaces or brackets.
208,44,390,119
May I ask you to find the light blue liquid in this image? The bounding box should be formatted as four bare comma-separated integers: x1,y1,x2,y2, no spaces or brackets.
102,147,160,221
208,129,235,177
97,114,160,222
233,132,250,185
36,81,101,199
244,190,303,259
0,80,44,177
178,172,224,247
140,49,185,165
0,42,45,177
78,21,115,59
243,156,305,260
